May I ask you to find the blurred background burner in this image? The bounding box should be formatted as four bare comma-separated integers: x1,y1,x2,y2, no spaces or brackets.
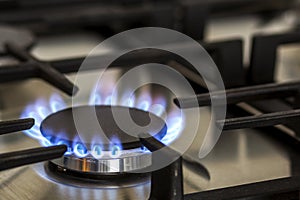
40,105,167,176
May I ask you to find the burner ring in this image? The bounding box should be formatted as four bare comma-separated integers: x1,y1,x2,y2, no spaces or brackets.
41,105,167,174
50,149,151,174
44,161,150,188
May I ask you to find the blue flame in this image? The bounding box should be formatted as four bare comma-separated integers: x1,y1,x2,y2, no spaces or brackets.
110,145,121,158
162,116,184,144
91,145,103,159
74,143,89,158
104,95,112,105
50,93,66,112
109,136,122,158
149,104,165,117
21,85,185,158
137,93,152,111
120,90,136,107
89,92,101,105
90,135,104,159
57,140,73,155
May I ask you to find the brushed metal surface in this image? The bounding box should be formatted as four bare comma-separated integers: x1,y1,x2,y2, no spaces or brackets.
0,93,293,199
0,14,299,199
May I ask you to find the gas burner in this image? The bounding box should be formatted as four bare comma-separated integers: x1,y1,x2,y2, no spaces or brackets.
40,105,167,176
20,89,184,182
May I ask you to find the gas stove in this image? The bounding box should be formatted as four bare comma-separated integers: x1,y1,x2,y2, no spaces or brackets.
0,1,300,200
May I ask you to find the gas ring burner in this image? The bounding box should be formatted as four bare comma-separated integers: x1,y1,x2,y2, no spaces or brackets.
40,105,167,176
49,148,152,174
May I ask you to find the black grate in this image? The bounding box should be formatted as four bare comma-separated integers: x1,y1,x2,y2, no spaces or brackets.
0,118,67,171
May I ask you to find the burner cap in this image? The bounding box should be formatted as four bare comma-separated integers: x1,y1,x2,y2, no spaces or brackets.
40,105,167,150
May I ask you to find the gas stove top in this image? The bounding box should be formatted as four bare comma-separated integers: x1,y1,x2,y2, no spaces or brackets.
0,1,300,200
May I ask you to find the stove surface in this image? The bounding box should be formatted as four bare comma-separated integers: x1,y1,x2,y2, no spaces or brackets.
0,11,299,200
